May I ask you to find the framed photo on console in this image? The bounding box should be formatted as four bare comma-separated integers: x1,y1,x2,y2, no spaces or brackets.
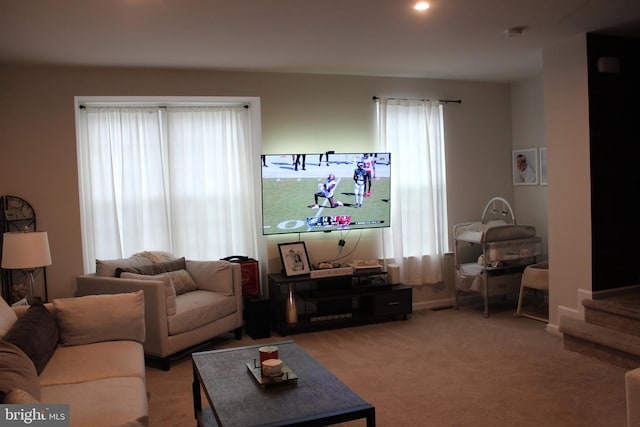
278,242,311,276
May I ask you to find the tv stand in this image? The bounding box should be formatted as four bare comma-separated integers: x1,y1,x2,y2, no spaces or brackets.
268,271,412,336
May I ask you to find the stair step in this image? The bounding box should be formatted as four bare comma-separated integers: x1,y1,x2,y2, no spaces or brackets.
560,316,640,369
583,295,640,337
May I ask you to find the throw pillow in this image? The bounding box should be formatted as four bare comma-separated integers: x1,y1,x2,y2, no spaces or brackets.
0,340,41,401
115,257,186,277
186,260,234,296
3,388,40,404
132,251,177,263
0,296,17,338
158,269,198,295
54,291,145,346
120,272,177,316
2,302,59,375
96,255,152,277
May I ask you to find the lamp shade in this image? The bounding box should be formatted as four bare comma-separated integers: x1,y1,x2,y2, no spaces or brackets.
1,231,52,269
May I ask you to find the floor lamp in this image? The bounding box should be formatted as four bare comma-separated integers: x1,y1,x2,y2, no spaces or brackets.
1,231,52,304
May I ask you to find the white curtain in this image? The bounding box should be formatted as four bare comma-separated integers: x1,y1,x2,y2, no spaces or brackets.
376,98,449,285
76,105,258,272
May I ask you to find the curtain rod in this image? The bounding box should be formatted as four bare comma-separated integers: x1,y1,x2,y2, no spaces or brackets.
78,104,249,110
372,96,462,104
79,105,167,110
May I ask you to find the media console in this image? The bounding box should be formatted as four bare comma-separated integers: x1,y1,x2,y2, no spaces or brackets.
268,271,412,336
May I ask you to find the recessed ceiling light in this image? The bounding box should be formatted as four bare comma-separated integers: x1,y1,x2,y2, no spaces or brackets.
414,2,430,11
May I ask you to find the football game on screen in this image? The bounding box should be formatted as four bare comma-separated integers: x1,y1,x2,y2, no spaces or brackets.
261,153,391,235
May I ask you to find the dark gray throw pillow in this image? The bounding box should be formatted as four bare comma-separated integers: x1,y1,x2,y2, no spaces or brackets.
2,302,59,375
115,257,186,277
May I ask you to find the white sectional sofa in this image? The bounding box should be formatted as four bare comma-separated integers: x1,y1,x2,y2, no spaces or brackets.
0,291,148,427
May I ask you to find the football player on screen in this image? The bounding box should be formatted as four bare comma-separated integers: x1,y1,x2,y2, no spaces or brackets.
353,162,366,208
361,154,375,197
311,174,343,209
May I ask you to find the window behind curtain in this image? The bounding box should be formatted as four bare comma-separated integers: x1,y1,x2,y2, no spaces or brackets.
76,101,260,272
376,98,449,285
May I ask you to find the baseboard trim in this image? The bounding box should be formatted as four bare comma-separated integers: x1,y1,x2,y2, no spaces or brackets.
545,323,560,335
558,304,580,320
413,297,455,312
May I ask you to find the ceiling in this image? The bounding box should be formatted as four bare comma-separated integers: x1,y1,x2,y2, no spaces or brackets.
1,0,639,83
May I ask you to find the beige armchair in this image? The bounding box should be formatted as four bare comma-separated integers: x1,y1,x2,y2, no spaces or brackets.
76,252,243,370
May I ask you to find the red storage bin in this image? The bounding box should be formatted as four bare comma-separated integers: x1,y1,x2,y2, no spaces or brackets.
222,256,260,296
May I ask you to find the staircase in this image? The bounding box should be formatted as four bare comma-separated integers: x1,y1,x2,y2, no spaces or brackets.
560,286,640,369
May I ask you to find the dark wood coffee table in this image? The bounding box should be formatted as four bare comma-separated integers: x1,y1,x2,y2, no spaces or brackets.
192,340,375,426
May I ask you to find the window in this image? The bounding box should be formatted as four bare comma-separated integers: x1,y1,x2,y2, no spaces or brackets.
75,97,261,272
375,98,449,285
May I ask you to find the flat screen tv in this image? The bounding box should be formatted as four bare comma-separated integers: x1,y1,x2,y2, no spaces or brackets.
261,152,391,235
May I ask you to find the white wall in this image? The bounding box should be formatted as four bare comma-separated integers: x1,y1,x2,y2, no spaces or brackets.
511,75,548,258
543,34,592,330
0,65,516,306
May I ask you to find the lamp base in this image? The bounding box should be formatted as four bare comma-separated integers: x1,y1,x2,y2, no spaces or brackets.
27,270,39,304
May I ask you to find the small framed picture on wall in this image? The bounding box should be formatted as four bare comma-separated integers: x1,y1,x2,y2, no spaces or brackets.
539,148,547,185
512,148,539,186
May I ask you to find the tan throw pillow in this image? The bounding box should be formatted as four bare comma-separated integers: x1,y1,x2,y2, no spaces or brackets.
120,272,177,316
132,251,177,263
0,296,17,338
186,260,234,296
96,255,152,277
54,291,145,346
158,269,198,295
3,388,40,404
0,340,41,401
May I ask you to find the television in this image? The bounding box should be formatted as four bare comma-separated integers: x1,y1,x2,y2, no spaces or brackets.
261,152,391,235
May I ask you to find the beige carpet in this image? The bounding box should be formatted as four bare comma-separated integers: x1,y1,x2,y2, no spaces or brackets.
145,300,628,427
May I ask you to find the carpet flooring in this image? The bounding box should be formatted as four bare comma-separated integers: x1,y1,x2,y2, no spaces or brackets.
145,299,628,427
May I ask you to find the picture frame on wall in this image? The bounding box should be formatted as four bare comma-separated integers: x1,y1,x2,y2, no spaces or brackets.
539,148,547,185
278,241,311,277
512,148,539,186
